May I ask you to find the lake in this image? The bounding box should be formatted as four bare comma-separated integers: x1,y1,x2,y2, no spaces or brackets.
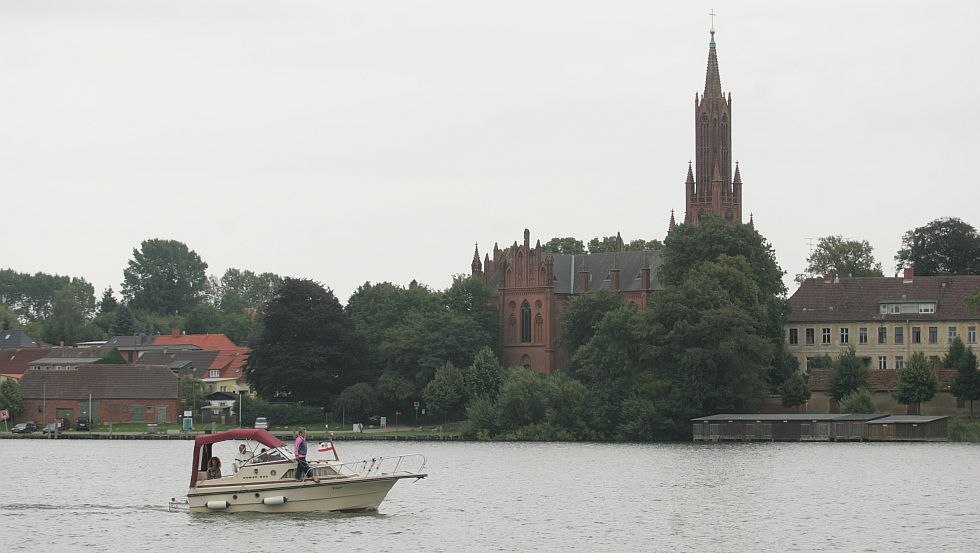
2,439,978,552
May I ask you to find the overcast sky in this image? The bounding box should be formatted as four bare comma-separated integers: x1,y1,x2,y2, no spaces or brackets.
3,1,978,304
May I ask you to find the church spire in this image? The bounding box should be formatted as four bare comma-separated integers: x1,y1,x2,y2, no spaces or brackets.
471,243,482,276
703,25,723,98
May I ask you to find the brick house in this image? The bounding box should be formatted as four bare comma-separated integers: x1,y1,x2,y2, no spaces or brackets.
19,364,179,425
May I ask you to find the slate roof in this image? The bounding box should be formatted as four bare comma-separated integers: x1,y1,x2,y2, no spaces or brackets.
0,347,51,375
788,275,980,323
485,250,665,295
19,364,178,400
30,346,113,365
0,330,40,349
807,367,957,392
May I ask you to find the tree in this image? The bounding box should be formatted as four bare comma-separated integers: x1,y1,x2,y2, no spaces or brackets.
110,304,135,335
122,238,209,315
828,347,870,402
780,372,811,411
0,269,96,322
463,346,504,402
587,235,621,253
179,374,206,414
422,361,466,422
0,378,24,420
93,347,127,364
560,289,624,358
894,352,938,414
895,217,980,276
797,235,883,283
40,283,100,345
97,287,119,314
542,237,586,255
333,383,380,422
625,238,664,251
214,269,283,314
948,337,980,417
840,387,876,414
247,278,369,405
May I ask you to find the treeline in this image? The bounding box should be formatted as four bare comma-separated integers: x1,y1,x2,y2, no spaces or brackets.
0,239,283,345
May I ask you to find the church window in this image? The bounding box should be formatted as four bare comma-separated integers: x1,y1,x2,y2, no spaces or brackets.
521,301,531,343
534,314,543,344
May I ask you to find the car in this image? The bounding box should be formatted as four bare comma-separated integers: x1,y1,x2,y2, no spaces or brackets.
75,416,91,431
11,421,37,433
254,417,268,429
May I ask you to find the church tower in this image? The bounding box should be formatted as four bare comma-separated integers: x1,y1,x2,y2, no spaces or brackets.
684,25,742,225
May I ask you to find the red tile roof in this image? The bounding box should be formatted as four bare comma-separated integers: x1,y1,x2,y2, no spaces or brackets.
153,333,239,350
0,348,52,375
789,276,980,323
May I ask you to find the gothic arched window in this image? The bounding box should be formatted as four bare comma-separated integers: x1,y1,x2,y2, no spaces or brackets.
534,314,543,344
520,300,531,343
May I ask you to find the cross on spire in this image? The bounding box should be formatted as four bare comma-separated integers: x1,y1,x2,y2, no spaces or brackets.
709,9,716,34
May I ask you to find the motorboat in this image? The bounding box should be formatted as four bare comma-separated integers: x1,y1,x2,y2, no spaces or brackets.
181,428,426,513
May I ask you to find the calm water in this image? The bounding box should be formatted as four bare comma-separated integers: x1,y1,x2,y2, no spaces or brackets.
1,438,978,552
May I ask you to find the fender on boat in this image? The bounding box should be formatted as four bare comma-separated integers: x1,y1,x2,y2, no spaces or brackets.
262,496,289,505
206,500,230,510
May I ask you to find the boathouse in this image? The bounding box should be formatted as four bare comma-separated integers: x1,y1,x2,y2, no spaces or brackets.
692,414,842,442
865,415,948,442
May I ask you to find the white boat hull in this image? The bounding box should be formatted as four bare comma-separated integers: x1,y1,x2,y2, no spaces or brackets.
187,475,412,513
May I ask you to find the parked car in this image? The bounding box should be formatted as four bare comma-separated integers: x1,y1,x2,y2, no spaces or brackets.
75,416,91,431
11,421,37,433
254,417,268,429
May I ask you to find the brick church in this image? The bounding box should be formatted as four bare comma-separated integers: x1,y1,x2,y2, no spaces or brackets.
470,28,746,373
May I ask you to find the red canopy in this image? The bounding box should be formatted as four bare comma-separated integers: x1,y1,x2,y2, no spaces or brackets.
190,429,287,487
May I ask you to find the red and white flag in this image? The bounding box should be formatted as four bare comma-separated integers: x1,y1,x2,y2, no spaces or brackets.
318,441,334,452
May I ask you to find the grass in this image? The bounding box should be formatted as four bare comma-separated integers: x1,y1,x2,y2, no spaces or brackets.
948,417,980,442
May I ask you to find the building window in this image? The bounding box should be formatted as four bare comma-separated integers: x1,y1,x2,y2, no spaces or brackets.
878,326,887,344
948,327,958,342
919,303,936,314
878,356,887,370
520,301,531,343
805,328,815,345
859,328,868,344
912,327,921,344
969,326,977,344
894,327,904,344
840,328,849,344
895,356,905,370
209,369,220,378
928,327,938,344
822,328,831,344
788,328,799,345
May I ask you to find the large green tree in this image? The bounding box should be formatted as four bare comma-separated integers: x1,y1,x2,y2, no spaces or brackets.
798,235,883,283
463,346,505,402
894,352,938,414
40,283,100,345
895,217,980,275
542,237,586,255
122,239,209,315
947,337,980,417
247,278,369,405
422,361,466,422
827,347,870,402
0,269,95,322
0,378,24,420
214,268,283,314
780,372,811,412
560,289,624,359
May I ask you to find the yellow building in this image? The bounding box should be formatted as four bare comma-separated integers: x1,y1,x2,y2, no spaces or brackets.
786,272,980,371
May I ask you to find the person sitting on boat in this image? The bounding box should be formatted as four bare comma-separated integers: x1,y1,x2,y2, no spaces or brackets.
293,428,319,483
207,457,222,480
234,443,254,472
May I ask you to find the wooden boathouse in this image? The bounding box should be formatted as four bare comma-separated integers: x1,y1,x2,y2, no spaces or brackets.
865,415,948,442
692,413,948,442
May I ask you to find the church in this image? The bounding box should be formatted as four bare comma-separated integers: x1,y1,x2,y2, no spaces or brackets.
470,27,745,373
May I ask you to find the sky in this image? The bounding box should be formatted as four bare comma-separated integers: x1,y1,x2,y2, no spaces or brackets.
3,1,978,304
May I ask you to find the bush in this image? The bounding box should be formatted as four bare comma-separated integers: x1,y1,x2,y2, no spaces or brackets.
948,417,980,442
839,387,876,413
240,396,322,427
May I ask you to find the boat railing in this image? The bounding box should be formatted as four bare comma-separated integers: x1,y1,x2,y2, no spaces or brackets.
326,453,427,478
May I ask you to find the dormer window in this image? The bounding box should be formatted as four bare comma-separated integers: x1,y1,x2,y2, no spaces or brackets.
918,303,936,314
209,369,220,378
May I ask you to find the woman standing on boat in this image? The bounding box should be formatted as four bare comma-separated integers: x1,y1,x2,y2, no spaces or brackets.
293,428,319,483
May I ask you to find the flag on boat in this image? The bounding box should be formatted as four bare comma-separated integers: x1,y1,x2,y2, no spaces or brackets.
318,441,334,452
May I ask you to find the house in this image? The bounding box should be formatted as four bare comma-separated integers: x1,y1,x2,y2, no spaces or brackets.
18,364,179,425
0,347,52,377
0,329,40,350
786,271,980,372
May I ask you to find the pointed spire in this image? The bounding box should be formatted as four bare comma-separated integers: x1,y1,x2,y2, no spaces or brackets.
471,243,482,276
615,232,623,253
668,209,677,233
733,161,742,185
703,28,723,98
748,212,755,229
685,161,695,185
